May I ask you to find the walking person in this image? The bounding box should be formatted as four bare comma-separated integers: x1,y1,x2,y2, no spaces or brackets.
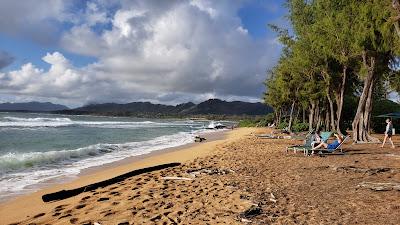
381,118,395,148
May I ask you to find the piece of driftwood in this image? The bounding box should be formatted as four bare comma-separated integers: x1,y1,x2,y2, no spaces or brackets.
334,166,396,175
161,176,193,181
240,205,262,219
194,136,207,142
42,162,181,202
358,182,400,191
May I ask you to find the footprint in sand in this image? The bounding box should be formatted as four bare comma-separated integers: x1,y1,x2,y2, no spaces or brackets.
117,222,129,225
110,191,120,196
54,204,68,212
97,197,110,202
164,202,174,209
81,196,91,201
109,186,118,190
162,193,170,198
75,204,86,209
33,212,45,218
104,211,115,217
59,213,72,219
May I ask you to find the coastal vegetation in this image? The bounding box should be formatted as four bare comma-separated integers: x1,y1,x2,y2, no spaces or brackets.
265,0,400,142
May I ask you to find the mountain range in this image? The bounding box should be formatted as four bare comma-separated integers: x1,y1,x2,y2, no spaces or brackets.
0,102,69,111
59,99,272,117
0,99,273,117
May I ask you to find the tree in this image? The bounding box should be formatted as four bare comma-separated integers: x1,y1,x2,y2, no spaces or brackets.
393,0,400,38
351,0,397,143
265,0,399,139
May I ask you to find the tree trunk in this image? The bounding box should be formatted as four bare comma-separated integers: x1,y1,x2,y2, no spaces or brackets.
326,91,336,131
288,101,295,132
395,20,400,38
302,108,306,123
314,102,320,130
325,108,330,131
335,66,347,136
295,106,301,124
278,109,282,125
393,0,400,37
316,106,322,131
352,53,380,143
309,102,315,132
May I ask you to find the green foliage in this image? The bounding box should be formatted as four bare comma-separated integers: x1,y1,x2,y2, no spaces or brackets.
277,121,289,129
238,119,259,127
265,113,275,124
292,122,309,132
265,0,400,135
238,113,275,127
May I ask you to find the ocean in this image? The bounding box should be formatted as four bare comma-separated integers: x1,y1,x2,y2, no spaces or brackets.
0,112,225,201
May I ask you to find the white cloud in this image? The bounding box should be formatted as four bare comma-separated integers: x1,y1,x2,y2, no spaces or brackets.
0,0,281,106
237,26,249,35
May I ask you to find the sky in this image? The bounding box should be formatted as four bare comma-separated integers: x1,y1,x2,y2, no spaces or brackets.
0,0,288,107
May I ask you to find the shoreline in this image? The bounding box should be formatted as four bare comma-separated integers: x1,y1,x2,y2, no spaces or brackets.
78,129,228,176
0,129,226,203
0,128,255,224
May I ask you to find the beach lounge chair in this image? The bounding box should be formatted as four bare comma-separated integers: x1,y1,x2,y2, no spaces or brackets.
286,131,332,155
306,135,350,156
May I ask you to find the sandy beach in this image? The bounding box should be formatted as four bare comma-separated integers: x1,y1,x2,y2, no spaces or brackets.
1,127,400,225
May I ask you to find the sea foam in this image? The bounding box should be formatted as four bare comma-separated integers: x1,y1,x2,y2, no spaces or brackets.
0,131,196,200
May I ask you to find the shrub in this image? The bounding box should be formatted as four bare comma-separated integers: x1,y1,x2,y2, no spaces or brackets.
292,122,309,132
277,122,288,129
239,119,258,127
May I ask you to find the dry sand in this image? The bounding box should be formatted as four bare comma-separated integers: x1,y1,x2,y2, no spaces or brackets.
1,127,400,225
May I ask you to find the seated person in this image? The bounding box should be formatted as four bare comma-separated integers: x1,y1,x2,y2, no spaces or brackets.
312,133,343,153
310,128,323,148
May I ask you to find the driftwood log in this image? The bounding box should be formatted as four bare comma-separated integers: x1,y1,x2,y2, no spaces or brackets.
358,181,400,191
42,162,181,202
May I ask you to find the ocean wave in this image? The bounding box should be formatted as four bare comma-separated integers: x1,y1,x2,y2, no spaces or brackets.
3,116,72,122
0,131,195,200
0,116,204,129
0,132,194,173
0,144,118,172
0,116,174,128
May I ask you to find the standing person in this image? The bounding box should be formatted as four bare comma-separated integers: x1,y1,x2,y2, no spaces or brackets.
381,118,395,148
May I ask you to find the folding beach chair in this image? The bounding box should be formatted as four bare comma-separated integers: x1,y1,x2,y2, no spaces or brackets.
305,135,349,156
286,131,332,154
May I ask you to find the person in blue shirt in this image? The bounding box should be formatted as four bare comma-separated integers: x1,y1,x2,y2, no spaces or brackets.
381,118,395,148
311,133,343,154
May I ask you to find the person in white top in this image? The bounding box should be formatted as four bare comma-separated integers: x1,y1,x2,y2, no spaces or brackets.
381,118,395,148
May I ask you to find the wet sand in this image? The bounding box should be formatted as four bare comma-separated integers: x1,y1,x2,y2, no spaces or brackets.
1,128,400,225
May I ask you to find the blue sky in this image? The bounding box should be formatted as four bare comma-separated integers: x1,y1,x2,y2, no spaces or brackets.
0,0,287,106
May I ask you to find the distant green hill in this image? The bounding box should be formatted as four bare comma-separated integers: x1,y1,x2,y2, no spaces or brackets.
0,102,69,111
56,99,273,117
